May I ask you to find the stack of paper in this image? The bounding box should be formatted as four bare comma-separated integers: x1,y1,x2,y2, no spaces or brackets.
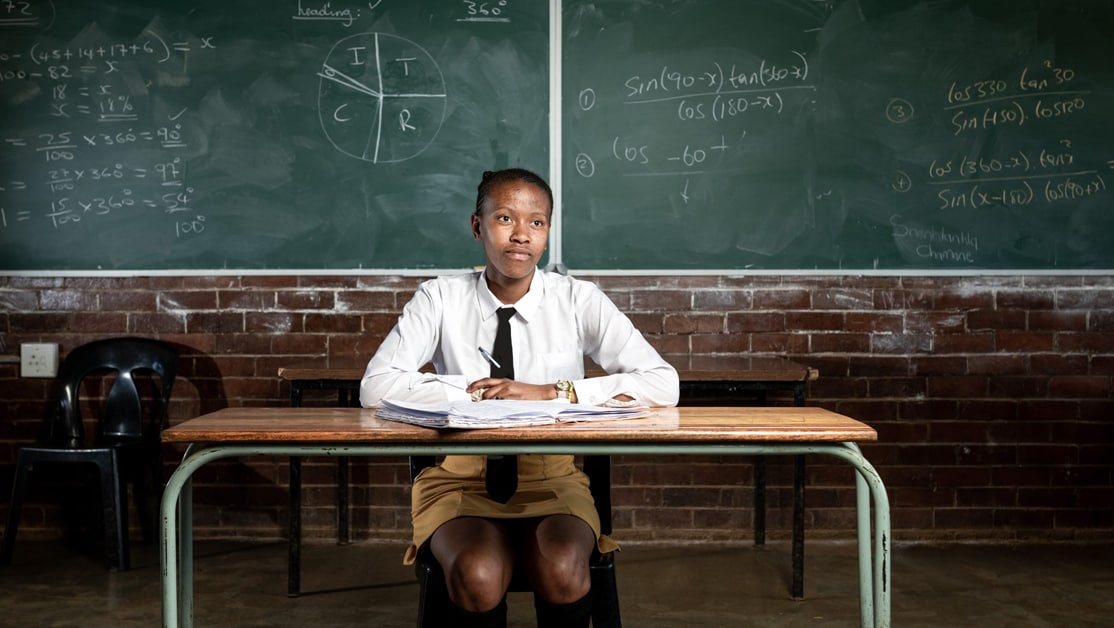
376,398,650,429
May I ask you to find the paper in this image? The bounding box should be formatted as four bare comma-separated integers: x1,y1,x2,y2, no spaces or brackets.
376,398,651,429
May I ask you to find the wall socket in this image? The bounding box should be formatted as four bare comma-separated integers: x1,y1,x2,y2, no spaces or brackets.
21,343,59,378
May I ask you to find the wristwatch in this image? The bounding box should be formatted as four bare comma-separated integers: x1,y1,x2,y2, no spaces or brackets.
556,379,576,402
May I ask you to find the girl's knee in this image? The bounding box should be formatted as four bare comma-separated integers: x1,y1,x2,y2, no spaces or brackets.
444,550,512,611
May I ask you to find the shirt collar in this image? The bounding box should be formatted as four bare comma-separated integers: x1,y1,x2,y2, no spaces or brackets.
475,269,544,322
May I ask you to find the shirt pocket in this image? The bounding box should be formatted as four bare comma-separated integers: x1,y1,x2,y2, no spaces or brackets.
543,349,583,382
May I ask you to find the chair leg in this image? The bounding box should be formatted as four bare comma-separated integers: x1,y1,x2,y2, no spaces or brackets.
97,453,129,571
415,559,449,628
590,556,622,628
1,454,33,565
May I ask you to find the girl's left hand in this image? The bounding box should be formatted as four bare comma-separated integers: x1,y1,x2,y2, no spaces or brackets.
467,378,554,401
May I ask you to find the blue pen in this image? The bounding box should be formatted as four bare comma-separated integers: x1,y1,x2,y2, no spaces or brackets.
478,346,501,369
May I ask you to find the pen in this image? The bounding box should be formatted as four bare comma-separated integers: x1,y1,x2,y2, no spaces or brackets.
478,346,501,369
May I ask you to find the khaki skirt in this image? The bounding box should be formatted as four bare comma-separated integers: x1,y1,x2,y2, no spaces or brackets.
404,454,619,564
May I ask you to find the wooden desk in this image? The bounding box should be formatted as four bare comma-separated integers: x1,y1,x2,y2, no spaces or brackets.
277,355,820,597
159,406,889,628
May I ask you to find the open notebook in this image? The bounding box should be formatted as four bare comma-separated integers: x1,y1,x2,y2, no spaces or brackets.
376,398,651,429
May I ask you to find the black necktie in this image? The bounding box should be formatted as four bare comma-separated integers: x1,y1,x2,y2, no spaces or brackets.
486,307,517,503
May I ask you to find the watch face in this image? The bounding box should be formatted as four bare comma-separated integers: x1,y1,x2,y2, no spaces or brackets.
557,380,571,391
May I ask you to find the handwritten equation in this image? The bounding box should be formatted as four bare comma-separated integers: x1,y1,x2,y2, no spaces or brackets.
885,57,1112,265
573,50,814,204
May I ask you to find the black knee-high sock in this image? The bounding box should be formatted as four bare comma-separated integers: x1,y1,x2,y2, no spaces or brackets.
448,596,508,628
534,591,593,628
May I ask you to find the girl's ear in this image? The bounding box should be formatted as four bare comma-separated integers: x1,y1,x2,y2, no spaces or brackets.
471,213,482,240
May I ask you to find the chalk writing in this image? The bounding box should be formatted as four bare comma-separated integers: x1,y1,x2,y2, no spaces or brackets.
0,12,211,240
317,32,447,163
458,1,511,23
890,214,979,264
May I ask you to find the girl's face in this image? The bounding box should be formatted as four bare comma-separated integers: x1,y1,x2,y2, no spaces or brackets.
471,180,550,297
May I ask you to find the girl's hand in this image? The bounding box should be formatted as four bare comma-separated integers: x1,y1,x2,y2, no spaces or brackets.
467,379,555,401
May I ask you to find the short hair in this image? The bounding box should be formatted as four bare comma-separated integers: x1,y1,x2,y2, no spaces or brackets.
474,168,553,217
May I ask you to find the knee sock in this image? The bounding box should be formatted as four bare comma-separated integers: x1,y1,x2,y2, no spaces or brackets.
534,591,593,628
448,596,507,628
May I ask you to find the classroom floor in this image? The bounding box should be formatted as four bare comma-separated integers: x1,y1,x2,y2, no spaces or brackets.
1,538,1112,627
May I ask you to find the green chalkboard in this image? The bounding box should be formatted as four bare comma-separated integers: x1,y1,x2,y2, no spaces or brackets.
0,0,548,271
562,0,1114,270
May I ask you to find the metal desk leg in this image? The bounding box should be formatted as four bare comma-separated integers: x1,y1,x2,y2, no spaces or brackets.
791,454,806,600
336,456,349,545
790,381,808,600
288,384,303,597
754,456,766,545
288,456,302,596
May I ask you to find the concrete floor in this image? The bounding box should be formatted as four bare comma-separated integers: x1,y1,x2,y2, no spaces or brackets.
1,539,1112,627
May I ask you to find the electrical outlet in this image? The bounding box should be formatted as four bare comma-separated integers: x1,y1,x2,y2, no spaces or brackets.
21,343,59,378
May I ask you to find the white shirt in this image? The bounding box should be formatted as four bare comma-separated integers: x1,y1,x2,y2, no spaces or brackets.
360,269,680,407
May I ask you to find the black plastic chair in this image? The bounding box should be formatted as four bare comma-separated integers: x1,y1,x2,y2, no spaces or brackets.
411,454,621,627
1,337,178,570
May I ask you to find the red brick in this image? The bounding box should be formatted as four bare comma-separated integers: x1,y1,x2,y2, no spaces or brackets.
750,333,809,353
692,289,751,310
38,289,98,311
968,354,1027,375
630,289,690,311
811,332,869,353
690,333,748,353
1031,353,1090,375
276,290,336,310
1060,332,1114,352
246,312,300,334
996,289,1055,310
845,312,901,332
1017,445,1079,466
337,291,398,311
997,331,1054,352
128,312,186,334
1057,288,1114,309
936,290,994,310
872,332,933,354
934,331,995,353
725,312,784,333
1017,400,1081,421
785,311,843,331
187,312,245,333
271,334,328,355
873,289,933,310
1029,310,1087,331
98,290,158,311
297,275,360,288
751,288,809,309
956,400,1018,421
812,288,872,310
911,356,966,376
664,313,724,334
934,508,994,528
927,376,989,398
848,355,910,377
1048,375,1111,398
968,309,1027,330
159,290,218,310
905,310,966,334
304,313,363,334
1090,311,1114,332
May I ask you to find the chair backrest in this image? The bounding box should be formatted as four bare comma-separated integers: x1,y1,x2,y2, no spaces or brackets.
46,337,179,448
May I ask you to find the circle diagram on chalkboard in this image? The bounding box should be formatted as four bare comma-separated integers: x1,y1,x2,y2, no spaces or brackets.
318,33,447,163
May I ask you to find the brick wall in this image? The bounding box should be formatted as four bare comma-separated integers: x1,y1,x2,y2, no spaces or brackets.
1,273,1112,545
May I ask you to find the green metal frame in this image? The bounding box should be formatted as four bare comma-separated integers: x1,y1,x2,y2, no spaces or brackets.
160,441,890,628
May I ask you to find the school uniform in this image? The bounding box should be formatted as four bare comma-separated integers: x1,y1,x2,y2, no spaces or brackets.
360,269,680,563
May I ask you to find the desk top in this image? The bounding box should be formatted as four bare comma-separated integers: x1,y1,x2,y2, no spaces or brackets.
277,355,818,384
162,406,874,444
